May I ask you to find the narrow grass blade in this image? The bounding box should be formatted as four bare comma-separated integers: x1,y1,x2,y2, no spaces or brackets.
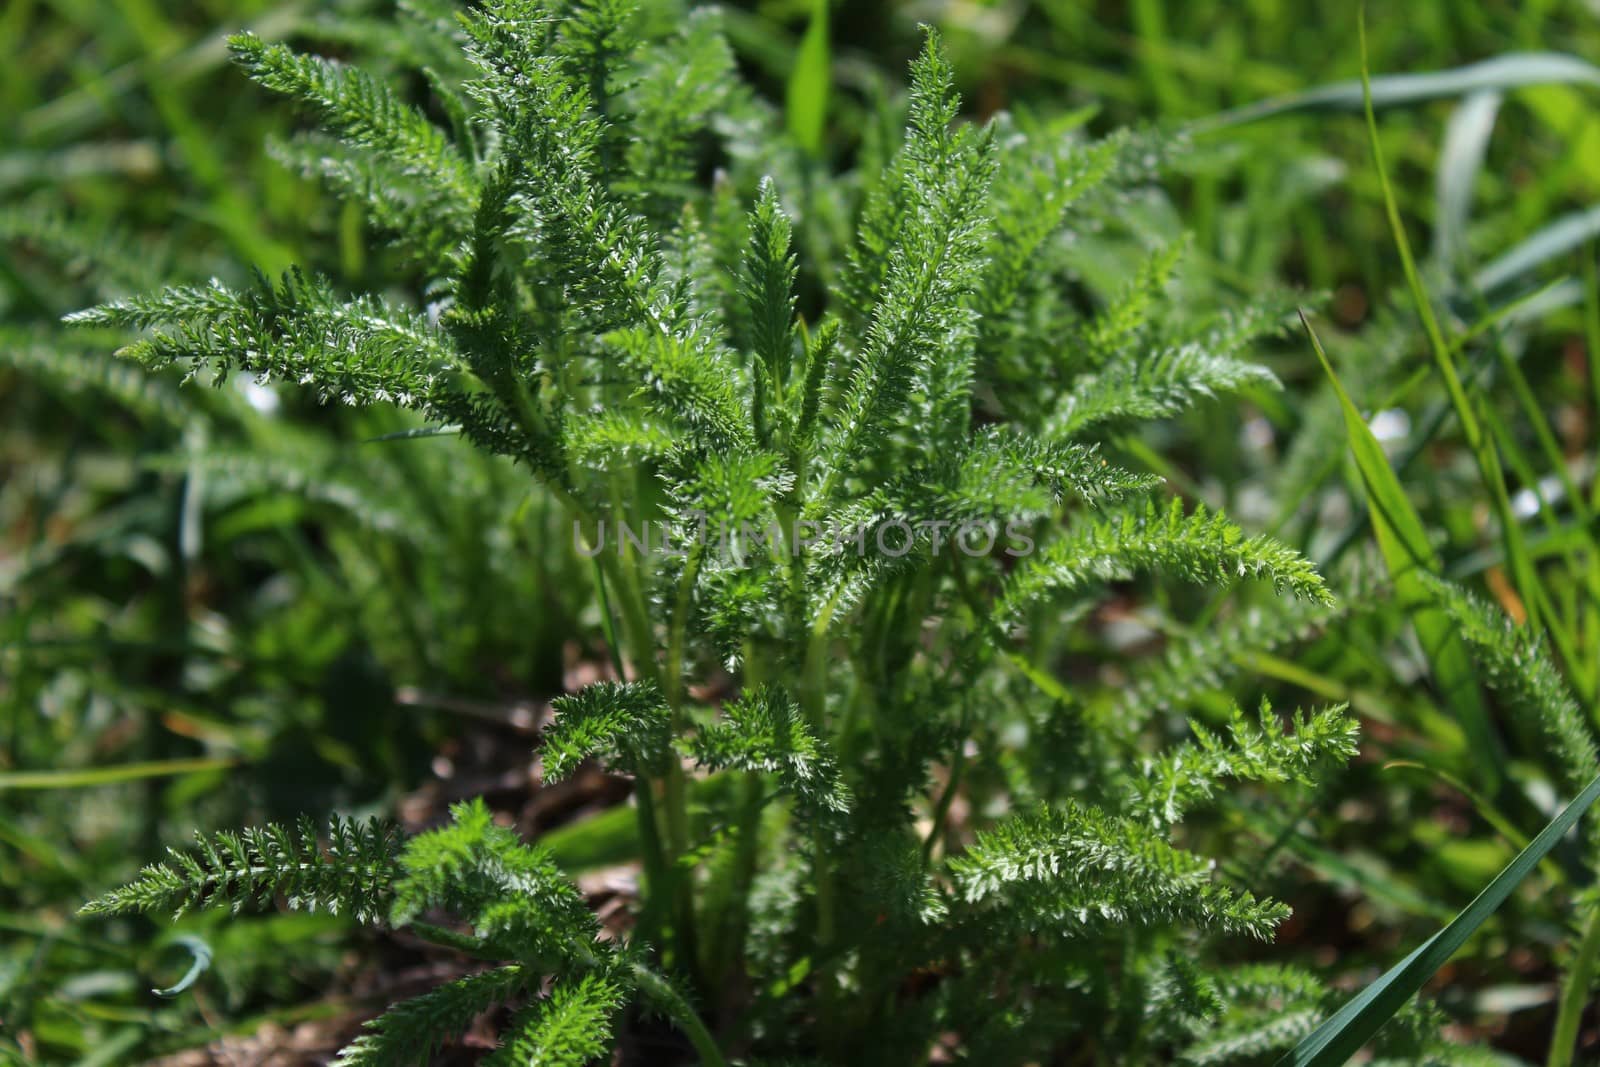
1205,51,1600,129
785,0,830,156
1274,770,1600,1066
1474,203,1600,293
20,6,306,142
110,0,293,271
1382,761,1551,874
1358,11,1544,635
1273,830,1454,923
0,757,236,791
1549,905,1600,1067
1301,312,1500,787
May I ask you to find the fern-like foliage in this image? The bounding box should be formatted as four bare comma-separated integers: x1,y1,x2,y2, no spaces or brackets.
391,799,601,965
0,203,167,296
1420,573,1600,867
229,33,474,198
1178,964,1504,1066
1048,343,1279,439
1111,590,1349,726
74,4,1358,1062
0,327,192,423
1125,701,1359,827
542,680,672,782
334,967,531,1067
948,800,1291,940
820,39,997,484
65,269,458,410
82,816,401,924
999,498,1333,624
483,974,627,1067
1420,574,1598,799
686,685,851,816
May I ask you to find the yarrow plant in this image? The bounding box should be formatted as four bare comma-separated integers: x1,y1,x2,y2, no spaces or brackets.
72,2,1444,1062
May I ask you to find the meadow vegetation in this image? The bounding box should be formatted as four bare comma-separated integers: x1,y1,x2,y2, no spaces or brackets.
3,2,1600,1064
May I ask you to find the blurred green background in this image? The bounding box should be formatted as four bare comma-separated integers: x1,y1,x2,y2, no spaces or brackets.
5,1,1600,1062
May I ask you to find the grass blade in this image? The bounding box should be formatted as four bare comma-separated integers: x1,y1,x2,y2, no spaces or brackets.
1301,312,1500,787
0,757,236,791
1548,905,1600,1067
1205,51,1600,129
1357,10,1543,636
1274,770,1600,1066
1434,90,1501,269
1474,203,1600,293
785,0,830,156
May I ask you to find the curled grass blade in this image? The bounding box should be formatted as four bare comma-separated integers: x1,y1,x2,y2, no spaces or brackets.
1204,51,1600,130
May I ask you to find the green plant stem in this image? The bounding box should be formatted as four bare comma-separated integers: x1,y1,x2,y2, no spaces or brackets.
409,921,497,957
1548,902,1600,1067
630,962,728,1067
923,689,974,860
922,735,968,861
660,548,704,980
715,642,769,992
664,550,702,712
800,598,841,1042
588,550,671,948
587,472,687,966
587,471,693,974
602,475,661,685
800,599,836,732
662,756,696,961
1548,903,1600,1067
632,778,671,945
717,771,764,989
588,554,627,683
